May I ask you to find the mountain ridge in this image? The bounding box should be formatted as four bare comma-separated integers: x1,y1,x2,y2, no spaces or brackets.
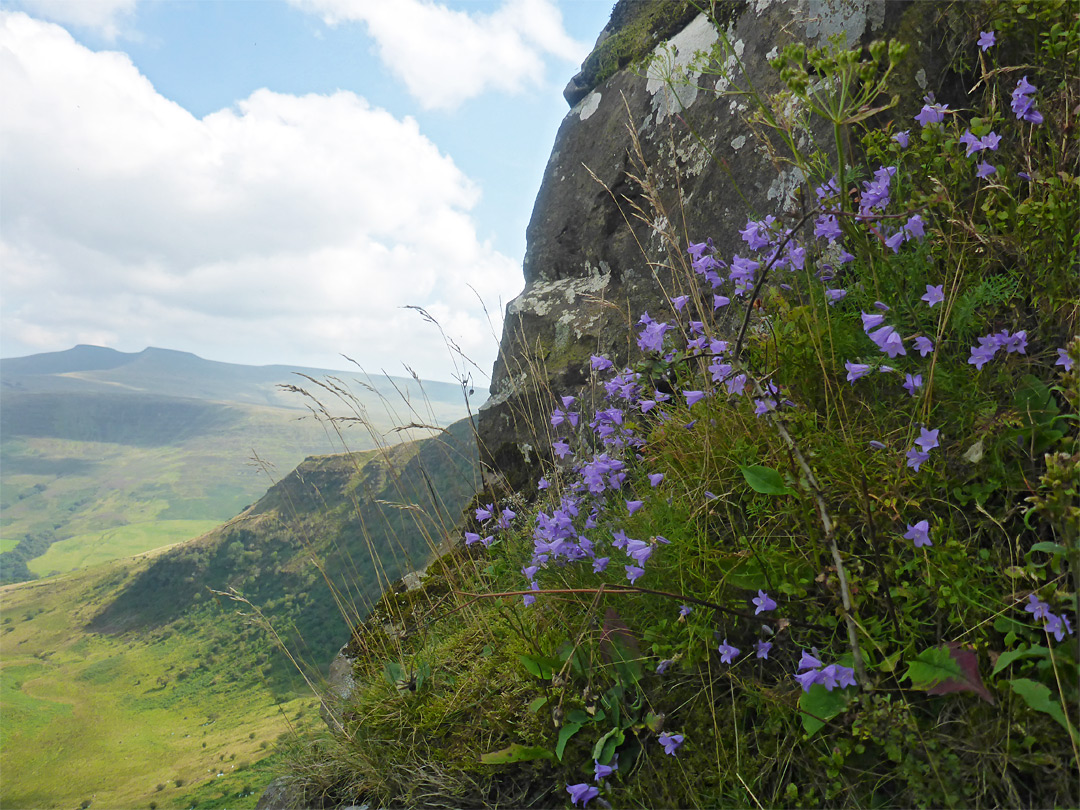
1,344,470,413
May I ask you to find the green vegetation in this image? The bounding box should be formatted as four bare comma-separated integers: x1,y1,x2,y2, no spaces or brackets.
26,520,222,577
576,1,703,90
1,558,319,809
2,387,479,808
280,2,1078,807
0,409,339,584
0,346,471,585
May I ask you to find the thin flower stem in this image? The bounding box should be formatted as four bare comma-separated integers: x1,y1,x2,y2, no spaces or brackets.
861,473,902,640
1045,634,1080,769
453,586,829,631
762,410,869,686
732,209,818,363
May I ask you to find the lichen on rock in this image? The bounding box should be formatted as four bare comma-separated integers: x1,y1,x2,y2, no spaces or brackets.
478,0,953,491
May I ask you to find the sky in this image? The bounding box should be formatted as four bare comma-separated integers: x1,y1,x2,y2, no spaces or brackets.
0,0,615,384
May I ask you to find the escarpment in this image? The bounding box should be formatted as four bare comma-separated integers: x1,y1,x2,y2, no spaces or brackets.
477,0,959,491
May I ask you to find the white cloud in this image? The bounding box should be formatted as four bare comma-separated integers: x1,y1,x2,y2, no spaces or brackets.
6,0,137,39
0,12,522,382
290,0,589,110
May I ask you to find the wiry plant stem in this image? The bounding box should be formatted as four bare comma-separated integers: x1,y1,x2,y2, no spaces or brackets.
763,409,868,686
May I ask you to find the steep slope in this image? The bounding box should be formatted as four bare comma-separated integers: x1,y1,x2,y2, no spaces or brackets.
277,2,1078,808
477,0,957,489
91,416,480,661
1,418,481,808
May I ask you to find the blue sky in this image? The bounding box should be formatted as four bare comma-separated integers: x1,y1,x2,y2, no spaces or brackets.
0,0,615,382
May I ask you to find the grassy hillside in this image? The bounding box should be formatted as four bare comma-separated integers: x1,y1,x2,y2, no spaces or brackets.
276,3,1079,808
92,418,480,655
0,400,342,583
1,558,321,810
1,416,481,808
0,345,475,584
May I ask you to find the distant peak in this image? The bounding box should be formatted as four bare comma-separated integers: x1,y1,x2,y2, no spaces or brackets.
139,347,202,359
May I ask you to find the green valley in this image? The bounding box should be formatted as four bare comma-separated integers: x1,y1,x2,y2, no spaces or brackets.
2,558,320,810
1,415,481,808
0,345,474,584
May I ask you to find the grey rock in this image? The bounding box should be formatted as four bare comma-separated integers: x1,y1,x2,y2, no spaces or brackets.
319,641,359,734
256,776,307,810
478,0,955,490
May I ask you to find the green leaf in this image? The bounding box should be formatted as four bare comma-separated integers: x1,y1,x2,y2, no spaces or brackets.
519,654,555,680
480,744,555,765
566,709,591,725
992,645,1049,676
903,646,963,690
592,727,624,764
415,661,431,692
556,723,583,761
1028,541,1068,557
557,642,588,676
382,661,405,686
1009,678,1080,743
715,553,769,590
644,712,665,732
519,655,543,679
798,683,852,736
527,696,549,714
994,616,1026,635
740,465,796,496
878,649,903,673
921,644,995,704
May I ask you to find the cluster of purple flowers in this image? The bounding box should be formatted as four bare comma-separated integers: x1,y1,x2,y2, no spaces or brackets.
566,783,600,807
906,426,940,472
1024,594,1074,642
795,650,857,692
636,312,674,354
520,33,1075,798
960,127,1002,179
658,732,684,755
860,307,906,359
858,166,895,221
544,36,1079,798
565,755,624,805
689,218,806,304
968,329,1027,370
1011,76,1044,125
466,502,517,548
520,351,693,601
845,285,941,404
915,93,950,128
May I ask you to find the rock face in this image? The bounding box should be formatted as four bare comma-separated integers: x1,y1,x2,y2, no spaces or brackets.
477,0,957,490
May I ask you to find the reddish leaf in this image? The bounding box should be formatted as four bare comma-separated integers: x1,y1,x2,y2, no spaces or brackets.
926,643,996,705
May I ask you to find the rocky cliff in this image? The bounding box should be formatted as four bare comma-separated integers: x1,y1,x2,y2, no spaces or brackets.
478,0,959,490
273,2,1079,807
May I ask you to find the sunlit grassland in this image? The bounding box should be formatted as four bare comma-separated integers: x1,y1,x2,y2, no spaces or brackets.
0,402,349,577
27,520,223,578
1,556,318,809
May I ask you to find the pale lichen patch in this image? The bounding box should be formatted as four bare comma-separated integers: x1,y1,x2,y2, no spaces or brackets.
579,91,602,121
645,14,719,124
